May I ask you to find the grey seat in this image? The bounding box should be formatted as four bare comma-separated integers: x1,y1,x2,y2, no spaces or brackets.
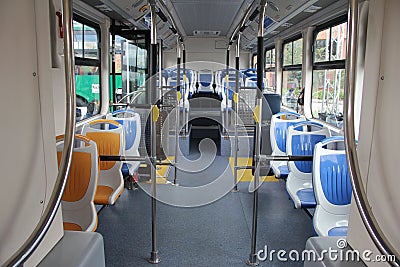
38,231,105,267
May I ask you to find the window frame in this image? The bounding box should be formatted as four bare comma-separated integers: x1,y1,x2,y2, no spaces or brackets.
264,46,276,92
313,15,347,70
311,16,348,128
264,46,276,71
281,36,303,109
282,35,303,71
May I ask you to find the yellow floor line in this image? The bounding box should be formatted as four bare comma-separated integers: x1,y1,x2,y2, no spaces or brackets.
229,157,278,182
139,156,175,184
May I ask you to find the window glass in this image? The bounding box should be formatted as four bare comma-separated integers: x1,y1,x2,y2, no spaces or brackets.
75,66,101,121
314,22,347,63
265,71,276,92
330,23,347,61
283,42,292,66
111,34,149,105
282,70,302,110
312,21,347,128
83,25,99,59
265,48,275,69
73,21,83,58
293,39,303,65
314,28,330,62
252,54,257,68
282,37,303,109
73,18,101,122
265,47,276,92
311,69,345,128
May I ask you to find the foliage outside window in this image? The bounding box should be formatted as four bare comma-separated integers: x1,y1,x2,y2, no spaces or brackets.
73,19,101,122
265,48,276,92
312,21,347,128
282,37,303,110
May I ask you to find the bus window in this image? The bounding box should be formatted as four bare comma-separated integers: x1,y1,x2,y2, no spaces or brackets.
312,20,347,129
264,47,276,92
252,54,257,68
73,17,101,121
282,37,303,110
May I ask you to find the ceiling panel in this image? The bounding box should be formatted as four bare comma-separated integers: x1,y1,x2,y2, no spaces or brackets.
170,0,245,36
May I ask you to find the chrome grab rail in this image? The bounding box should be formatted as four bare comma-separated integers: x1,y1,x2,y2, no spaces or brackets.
344,0,399,265
2,0,76,266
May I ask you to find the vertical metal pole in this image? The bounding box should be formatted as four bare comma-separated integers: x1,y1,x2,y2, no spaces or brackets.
182,44,187,135
247,1,267,266
233,34,241,193
111,19,117,110
148,1,160,264
159,40,163,95
225,46,230,134
174,38,181,185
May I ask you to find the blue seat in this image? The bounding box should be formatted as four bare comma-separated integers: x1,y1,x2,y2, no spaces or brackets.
286,121,330,208
296,188,317,209
270,112,305,178
313,137,353,237
107,109,141,179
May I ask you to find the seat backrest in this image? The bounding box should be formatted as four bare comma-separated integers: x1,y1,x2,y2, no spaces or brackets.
82,119,124,172
56,134,98,210
287,122,331,176
198,73,213,88
313,137,352,215
166,72,189,100
263,93,281,115
243,68,257,78
106,109,141,157
270,112,305,154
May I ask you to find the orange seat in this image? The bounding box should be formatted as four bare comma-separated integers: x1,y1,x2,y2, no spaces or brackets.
56,134,99,232
63,222,83,231
94,186,114,205
82,120,125,205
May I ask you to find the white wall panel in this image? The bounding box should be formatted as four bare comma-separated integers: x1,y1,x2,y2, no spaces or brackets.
163,37,250,71
348,0,400,265
0,0,62,265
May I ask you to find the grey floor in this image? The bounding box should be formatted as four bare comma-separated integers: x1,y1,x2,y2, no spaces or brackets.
97,143,315,267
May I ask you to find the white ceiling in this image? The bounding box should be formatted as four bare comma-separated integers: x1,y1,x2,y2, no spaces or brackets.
169,0,246,36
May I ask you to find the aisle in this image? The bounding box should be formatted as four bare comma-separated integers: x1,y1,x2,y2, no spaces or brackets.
96,152,314,266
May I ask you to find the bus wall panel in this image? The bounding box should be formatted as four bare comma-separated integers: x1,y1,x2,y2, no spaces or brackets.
163,37,250,71
0,0,63,266
348,0,400,264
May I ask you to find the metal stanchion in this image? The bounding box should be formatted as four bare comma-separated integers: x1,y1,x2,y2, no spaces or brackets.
173,38,181,185
247,1,267,266
225,46,230,135
182,42,187,135
232,34,241,193
148,1,160,264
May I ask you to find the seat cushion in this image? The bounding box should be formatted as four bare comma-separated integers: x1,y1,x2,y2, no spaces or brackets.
94,185,113,205
328,226,348,236
278,165,289,178
63,222,83,231
296,188,317,208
